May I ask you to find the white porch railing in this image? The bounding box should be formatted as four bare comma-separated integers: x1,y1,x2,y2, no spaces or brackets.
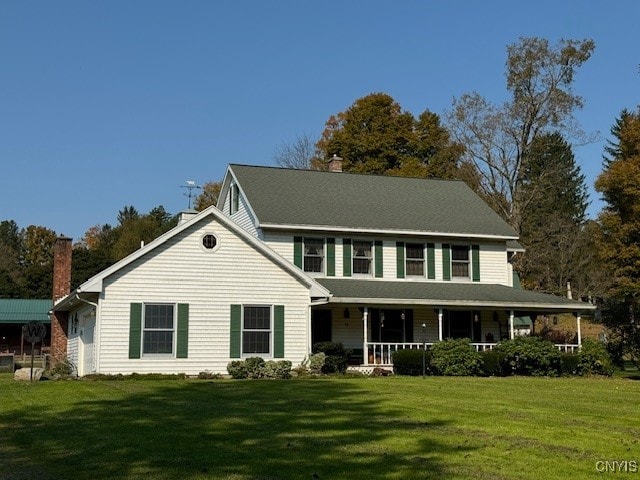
364,342,581,365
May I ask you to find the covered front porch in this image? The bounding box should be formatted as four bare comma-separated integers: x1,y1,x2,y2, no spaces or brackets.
312,279,596,367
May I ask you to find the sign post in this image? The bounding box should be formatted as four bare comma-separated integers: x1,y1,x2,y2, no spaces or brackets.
22,322,47,382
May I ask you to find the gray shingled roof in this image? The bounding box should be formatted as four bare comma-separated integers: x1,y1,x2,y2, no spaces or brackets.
230,164,518,238
317,279,595,312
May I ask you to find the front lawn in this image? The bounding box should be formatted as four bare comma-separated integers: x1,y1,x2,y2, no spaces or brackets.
0,374,638,479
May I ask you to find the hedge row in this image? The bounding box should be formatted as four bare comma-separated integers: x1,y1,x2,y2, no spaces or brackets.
393,337,613,377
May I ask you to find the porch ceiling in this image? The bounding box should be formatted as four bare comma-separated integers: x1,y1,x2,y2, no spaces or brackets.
317,279,595,313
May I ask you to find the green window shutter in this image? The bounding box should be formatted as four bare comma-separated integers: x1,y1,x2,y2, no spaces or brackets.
396,242,405,279
293,236,303,268
176,303,189,358
442,244,451,281
343,239,352,277
326,238,335,276
427,243,435,280
129,303,142,359
230,304,242,358
274,305,285,358
374,241,383,278
472,244,480,282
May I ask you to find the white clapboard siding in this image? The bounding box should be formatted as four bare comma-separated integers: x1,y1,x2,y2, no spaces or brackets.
94,217,313,376
479,242,509,285
262,231,294,261
221,184,260,237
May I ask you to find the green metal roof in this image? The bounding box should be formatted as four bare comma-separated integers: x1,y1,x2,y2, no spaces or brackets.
230,165,518,238
0,299,52,324
316,278,595,312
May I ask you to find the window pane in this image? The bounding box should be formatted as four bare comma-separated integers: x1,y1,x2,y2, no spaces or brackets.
452,246,469,261
144,304,174,329
304,257,323,273
452,262,469,277
406,243,424,260
406,260,424,276
353,241,372,258
244,306,271,330
143,331,174,354
243,331,270,354
304,238,323,255
353,258,371,274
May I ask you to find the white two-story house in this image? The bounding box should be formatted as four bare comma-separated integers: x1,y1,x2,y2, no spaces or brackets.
51,161,594,376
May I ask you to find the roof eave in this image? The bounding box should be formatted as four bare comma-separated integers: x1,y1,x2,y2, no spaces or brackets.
260,223,519,241
327,296,596,312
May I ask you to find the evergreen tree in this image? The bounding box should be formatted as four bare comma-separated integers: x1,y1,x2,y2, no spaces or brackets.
516,133,591,297
595,108,640,369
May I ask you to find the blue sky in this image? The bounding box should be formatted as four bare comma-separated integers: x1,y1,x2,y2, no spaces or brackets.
1,1,638,241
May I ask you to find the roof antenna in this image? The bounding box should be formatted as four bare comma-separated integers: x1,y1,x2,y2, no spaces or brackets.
181,180,202,209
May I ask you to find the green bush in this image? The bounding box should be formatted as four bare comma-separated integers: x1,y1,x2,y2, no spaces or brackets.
430,338,482,376
312,342,349,374
493,336,561,376
560,354,580,375
577,339,614,376
392,348,431,376
481,349,506,376
227,358,292,379
244,357,266,378
263,360,292,379
308,352,326,374
227,360,248,379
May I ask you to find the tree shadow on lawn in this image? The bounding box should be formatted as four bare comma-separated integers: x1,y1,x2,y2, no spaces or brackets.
0,379,473,480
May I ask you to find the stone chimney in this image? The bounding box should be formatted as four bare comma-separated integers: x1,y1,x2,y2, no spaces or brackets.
51,236,72,364
328,154,343,172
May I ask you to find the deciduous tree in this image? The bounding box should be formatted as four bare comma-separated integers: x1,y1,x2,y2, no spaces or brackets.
317,93,463,178
447,37,595,231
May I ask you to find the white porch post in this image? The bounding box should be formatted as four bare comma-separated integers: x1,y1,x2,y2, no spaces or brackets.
363,307,369,366
576,314,582,348
509,310,515,340
438,308,443,341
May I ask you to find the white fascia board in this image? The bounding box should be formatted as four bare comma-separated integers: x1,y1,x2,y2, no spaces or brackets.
54,205,330,310
216,168,234,210
259,223,519,241
327,297,596,312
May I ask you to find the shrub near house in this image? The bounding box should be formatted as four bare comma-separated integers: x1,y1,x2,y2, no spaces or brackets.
392,337,614,377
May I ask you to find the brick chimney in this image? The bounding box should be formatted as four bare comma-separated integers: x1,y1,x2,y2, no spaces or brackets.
328,154,343,172
51,236,72,364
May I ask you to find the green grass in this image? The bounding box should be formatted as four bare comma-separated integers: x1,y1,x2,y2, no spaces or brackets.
1,374,638,480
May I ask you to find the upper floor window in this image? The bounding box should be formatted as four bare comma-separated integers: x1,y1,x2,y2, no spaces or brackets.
406,243,424,276
230,184,240,214
451,245,470,279
353,241,373,275
143,304,174,355
304,238,324,273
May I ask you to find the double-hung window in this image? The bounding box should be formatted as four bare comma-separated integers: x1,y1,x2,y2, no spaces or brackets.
242,306,271,355
353,241,373,275
143,304,175,355
406,243,425,276
304,238,324,273
451,245,470,279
